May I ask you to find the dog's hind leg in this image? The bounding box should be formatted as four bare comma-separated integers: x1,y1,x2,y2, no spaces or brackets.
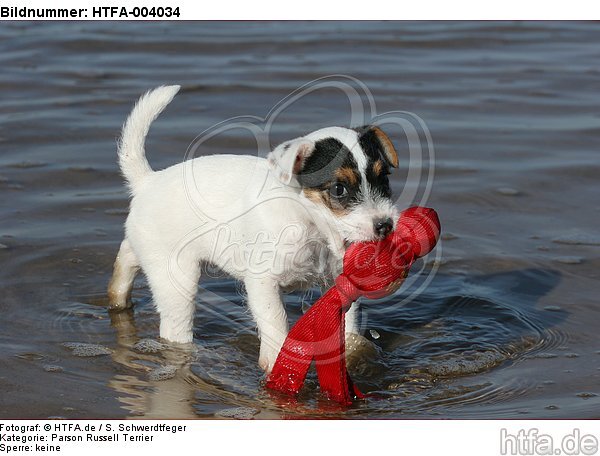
143,253,200,344
108,239,140,311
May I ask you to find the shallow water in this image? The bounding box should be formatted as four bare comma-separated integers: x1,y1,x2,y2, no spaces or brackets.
1,21,599,419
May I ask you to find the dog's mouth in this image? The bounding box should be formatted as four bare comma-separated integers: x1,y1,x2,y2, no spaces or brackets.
342,234,377,248
343,228,384,247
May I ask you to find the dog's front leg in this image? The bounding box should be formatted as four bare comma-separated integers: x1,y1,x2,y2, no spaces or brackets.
244,278,288,373
345,300,361,336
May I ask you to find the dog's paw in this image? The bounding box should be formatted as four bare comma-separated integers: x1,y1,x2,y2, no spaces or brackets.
258,347,281,374
258,358,274,374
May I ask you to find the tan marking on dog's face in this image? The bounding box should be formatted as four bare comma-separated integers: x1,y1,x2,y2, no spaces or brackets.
335,166,360,186
303,188,323,204
372,160,384,176
303,188,350,217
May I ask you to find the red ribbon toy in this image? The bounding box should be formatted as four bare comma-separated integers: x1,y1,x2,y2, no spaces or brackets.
266,206,441,405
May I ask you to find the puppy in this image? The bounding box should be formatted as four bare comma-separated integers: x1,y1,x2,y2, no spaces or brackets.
108,85,399,372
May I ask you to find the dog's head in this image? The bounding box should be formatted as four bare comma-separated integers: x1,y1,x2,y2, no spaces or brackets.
268,126,399,243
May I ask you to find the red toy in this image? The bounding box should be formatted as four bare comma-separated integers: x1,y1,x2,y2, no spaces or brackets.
266,206,441,405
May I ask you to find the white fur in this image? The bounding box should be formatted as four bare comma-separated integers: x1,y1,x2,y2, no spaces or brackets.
118,85,180,193
267,137,315,185
109,86,396,372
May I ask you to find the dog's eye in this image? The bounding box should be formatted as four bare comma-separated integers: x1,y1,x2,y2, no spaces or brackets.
329,182,348,199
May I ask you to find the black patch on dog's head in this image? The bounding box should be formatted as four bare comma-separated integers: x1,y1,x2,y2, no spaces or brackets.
355,126,398,167
365,163,392,199
355,126,395,199
297,138,363,212
298,138,359,189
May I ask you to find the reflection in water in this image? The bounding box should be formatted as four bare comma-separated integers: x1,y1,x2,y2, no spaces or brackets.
107,304,280,419
109,309,202,419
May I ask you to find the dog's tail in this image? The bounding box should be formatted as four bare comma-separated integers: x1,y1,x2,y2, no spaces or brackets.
118,85,180,193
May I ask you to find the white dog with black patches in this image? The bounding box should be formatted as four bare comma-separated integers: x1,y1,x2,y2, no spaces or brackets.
108,85,399,372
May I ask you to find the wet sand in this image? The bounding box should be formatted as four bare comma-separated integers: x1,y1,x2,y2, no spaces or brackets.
0,21,599,419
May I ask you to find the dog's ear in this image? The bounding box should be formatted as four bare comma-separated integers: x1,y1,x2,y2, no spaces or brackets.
356,126,399,168
267,138,316,185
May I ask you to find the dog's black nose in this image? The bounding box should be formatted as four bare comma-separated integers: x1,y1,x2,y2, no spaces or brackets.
374,218,393,238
